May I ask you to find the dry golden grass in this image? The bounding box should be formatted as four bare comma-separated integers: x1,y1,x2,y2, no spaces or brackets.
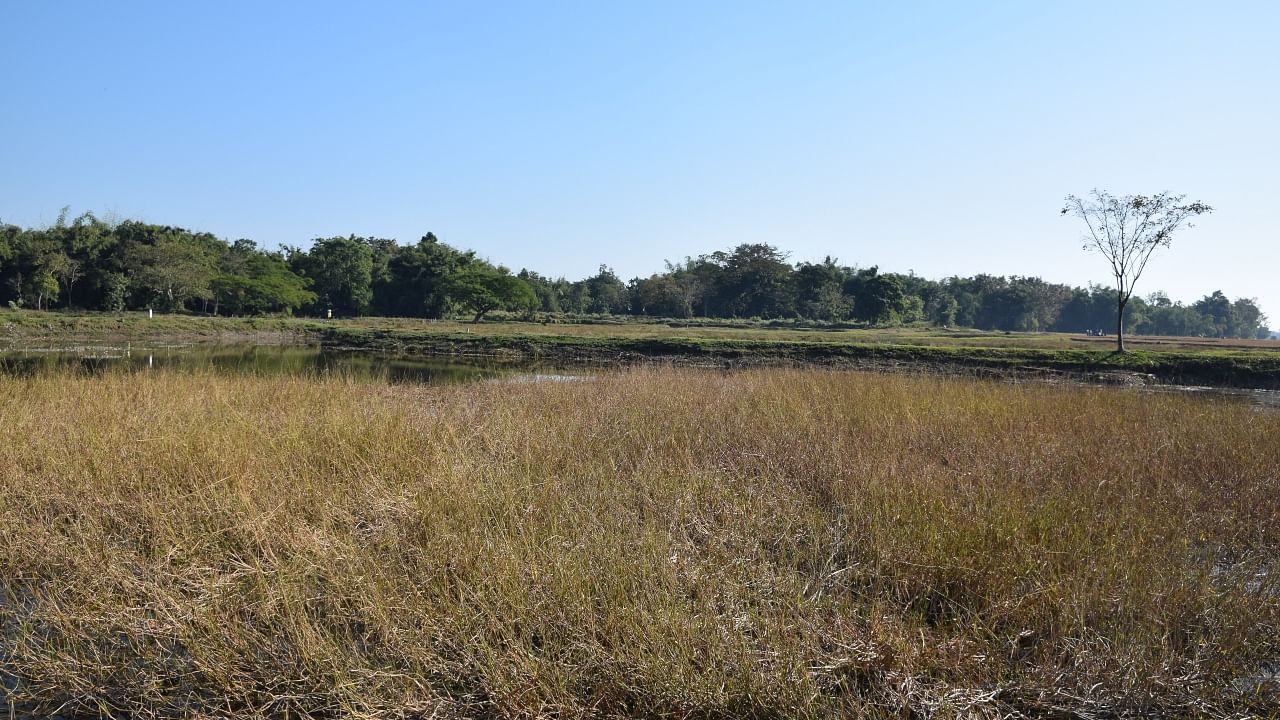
1,366,1278,718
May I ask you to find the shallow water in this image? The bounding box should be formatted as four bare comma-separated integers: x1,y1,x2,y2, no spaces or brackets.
0,344,540,385
1139,383,1280,413
0,344,1276,411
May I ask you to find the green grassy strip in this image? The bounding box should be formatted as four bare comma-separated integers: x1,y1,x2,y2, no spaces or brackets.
5,310,1278,388
0,311,322,338
321,326,1280,388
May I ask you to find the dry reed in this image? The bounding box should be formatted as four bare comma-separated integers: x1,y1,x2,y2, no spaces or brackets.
1,366,1277,718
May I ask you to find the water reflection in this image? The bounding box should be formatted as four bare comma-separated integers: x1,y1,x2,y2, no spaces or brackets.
0,345,1275,411
0,345,524,385
1142,384,1280,414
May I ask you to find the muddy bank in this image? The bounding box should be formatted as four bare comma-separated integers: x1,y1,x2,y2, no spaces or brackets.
1,329,314,349
0,313,323,349
5,313,1277,390
318,326,1280,390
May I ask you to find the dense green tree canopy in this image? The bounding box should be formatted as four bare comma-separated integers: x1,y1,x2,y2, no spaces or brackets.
371,233,475,318
794,258,849,321
212,247,315,315
629,274,692,318
0,212,1269,339
290,236,374,316
447,266,538,323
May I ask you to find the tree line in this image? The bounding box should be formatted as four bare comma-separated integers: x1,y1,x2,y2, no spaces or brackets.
0,210,1270,338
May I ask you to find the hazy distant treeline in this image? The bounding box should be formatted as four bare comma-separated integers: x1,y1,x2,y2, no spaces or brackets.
0,211,1270,337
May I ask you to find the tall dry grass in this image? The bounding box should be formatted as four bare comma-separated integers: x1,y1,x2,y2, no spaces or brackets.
1,366,1277,718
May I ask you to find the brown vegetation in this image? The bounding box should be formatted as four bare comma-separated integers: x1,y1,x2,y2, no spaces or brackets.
1,367,1278,718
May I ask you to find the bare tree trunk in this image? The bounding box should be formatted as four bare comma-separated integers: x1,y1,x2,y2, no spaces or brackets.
1116,298,1126,352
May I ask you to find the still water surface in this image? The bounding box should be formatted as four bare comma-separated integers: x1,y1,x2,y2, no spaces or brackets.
0,344,543,385
0,344,1276,411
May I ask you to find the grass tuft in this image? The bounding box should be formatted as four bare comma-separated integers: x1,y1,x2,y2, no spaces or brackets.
1,366,1278,717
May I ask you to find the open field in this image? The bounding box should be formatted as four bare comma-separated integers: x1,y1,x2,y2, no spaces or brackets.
2,366,1278,717
5,309,1280,388
5,309,1280,353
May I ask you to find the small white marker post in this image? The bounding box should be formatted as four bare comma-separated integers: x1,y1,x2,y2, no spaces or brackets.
148,308,153,319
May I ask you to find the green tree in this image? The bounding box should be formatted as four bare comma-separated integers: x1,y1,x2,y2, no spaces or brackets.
661,257,721,317
517,270,564,313
1,227,64,309
1055,284,1133,334
715,244,795,318
1229,297,1267,339
794,258,850,321
47,210,115,308
1186,291,1265,339
0,224,16,265
582,266,629,314
447,267,537,323
925,293,959,327
23,270,60,310
211,250,315,315
295,236,374,316
976,277,1072,331
845,268,906,324
629,274,692,317
1135,296,1213,337
370,234,474,318
124,233,219,311
1192,291,1232,337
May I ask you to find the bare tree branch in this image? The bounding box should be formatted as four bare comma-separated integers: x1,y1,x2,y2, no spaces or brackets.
1061,190,1211,351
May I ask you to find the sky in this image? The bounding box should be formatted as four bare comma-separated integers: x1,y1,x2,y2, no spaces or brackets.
2,1,1277,318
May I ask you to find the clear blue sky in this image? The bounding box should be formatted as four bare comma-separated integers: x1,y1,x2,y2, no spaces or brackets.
3,1,1277,319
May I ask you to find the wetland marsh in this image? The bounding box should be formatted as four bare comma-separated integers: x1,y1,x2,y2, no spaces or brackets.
1,360,1277,717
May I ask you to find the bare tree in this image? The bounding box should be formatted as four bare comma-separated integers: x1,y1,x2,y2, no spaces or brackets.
53,255,83,308
1061,190,1211,351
